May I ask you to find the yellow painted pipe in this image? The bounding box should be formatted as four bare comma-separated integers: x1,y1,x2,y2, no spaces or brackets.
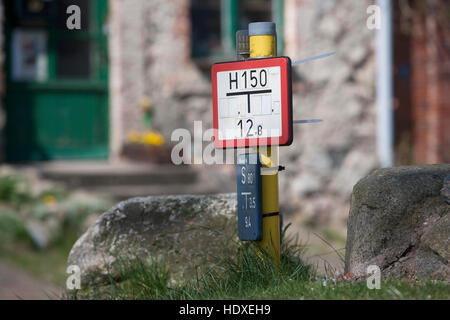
249,35,277,58
249,23,280,263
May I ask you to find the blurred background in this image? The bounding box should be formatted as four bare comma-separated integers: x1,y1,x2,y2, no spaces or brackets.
0,0,449,298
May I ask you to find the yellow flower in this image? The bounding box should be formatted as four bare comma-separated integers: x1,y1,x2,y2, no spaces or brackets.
43,195,56,206
141,131,165,146
127,130,165,146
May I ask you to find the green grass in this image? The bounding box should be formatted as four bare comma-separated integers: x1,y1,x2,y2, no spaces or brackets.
68,225,450,300
0,211,31,244
0,174,33,208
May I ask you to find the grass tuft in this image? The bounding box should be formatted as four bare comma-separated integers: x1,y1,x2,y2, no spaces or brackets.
70,224,312,300
68,223,450,300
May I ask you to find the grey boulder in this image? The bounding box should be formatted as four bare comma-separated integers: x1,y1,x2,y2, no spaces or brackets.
67,194,238,288
442,175,450,204
345,164,450,281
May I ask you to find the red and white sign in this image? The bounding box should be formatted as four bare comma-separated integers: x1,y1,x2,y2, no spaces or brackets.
212,57,293,148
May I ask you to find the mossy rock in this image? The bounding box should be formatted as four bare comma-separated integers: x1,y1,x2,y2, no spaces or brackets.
67,194,238,288
345,164,450,281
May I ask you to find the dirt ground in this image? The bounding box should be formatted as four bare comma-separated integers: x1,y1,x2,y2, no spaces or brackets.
284,216,346,277
0,261,61,300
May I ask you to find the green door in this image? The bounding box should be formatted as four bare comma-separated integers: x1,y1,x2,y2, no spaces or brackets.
4,0,109,162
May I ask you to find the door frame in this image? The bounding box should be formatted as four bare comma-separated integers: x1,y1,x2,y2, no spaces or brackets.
3,0,110,162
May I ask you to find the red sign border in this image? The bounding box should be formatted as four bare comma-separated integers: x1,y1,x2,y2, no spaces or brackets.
212,56,293,149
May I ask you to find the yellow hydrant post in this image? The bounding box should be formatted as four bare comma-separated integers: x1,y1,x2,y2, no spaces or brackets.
248,22,281,262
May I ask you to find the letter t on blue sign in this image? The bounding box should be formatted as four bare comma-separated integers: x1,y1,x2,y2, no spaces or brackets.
237,153,262,241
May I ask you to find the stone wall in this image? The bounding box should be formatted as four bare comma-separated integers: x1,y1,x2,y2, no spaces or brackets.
280,0,377,226
141,0,210,140
108,0,146,159
109,0,209,159
111,0,377,228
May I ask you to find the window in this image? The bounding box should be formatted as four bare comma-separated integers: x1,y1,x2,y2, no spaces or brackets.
11,0,90,30
190,0,284,59
56,39,91,78
190,0,222,57
8,0,98,81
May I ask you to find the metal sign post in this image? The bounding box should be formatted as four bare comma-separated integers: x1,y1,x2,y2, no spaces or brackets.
211,22,330,263
248,22,281,262
211,22,290,262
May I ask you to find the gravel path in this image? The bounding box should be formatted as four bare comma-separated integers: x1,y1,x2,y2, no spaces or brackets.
0,261,61,300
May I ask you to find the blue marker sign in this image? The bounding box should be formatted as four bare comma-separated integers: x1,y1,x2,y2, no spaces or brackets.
237,153,262,241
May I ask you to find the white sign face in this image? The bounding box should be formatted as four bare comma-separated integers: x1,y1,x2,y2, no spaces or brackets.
216,66,282,140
